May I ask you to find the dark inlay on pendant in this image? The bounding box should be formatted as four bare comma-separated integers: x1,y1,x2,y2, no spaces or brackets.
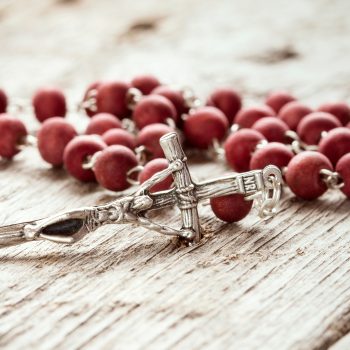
41,219,84,236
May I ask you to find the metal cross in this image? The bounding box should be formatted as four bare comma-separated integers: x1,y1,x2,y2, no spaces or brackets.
0,132,282,248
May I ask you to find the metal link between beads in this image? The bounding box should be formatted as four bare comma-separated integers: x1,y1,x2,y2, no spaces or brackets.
135,145,148,165
78,89,98,113
181,86,202,110
320,169,344,190
127,165,144,185
17,134,38,151
245,171,282,220
126,87,142,110
285,130,319,154
82,151,102,170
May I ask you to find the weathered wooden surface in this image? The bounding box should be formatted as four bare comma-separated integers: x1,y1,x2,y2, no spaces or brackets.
1,0,350,349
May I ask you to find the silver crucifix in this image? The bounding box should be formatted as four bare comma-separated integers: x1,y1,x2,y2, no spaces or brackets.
0,132,282,248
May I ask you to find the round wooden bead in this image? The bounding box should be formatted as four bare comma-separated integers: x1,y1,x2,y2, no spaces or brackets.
63,135,106,182
183,106,229,149
85,113,122,135
318,102,350,126
151,85,188,118
32,87,67,122
102,128,136,150
319,127,350,166
0,114,27,159
297,112,341,145
82,81,101,117
335,153,350,198
210,194,253,223
131,74,161,95
265,91,296,113
252,117,289,143
137,123,174,159
224,129,265,172
207,87,242,124
285,151,333,200
250,142,294,170
37,117,77,166
278,101,312,130
94,145,138,191
133,95,177,129
234,105,275,128
96,81,130,118
0,88,8,114
138,158,173,193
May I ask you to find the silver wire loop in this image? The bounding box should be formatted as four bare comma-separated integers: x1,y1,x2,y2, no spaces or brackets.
121,118,137,134
255,139,268,151
285,130,318,154
166,118,176,129
230,123,240,134
211,138,225,158
127,165,144,186
17,134,38,151
320,169,344,190
206,138,227,161
79,89,98,113
126,87,143,110
135,145,148,165
82,151,102,170
181,86,202,110
245,165,282,220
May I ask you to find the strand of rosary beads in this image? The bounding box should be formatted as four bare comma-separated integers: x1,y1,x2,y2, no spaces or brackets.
0,74,350,225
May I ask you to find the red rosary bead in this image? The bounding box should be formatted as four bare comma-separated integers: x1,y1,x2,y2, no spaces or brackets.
318,102,350,126
297,112,341,145
138,158,173,193
224,129,265,172
85,113,122,135
234,105,275,128
335,153,350,198
133,95,177,129
94,145,138,191
0,89,8,114
102,128,136,150
96,81,130,118
207,87,242,124
82,81,101,117
265,91,296,113
210,194,253,223
0,115,27,159
37,118,77,167
131,74,161,95
318,127,350,165
137,123,174,159
250,142,294,170
151,86,188,119
32,87,67,123
285,151,333,200
63,135,106,182
183,106,229,149
252,117,289,143
278,101,312,130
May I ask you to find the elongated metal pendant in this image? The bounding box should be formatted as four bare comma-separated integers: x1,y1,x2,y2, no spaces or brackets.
0,132,282,248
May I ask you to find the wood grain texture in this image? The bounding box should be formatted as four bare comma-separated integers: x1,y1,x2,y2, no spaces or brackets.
1,0,350,349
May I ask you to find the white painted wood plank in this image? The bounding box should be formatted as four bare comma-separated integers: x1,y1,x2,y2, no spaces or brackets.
1,1,350,349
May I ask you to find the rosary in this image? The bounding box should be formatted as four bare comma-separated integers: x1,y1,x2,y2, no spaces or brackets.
0,75,349,248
